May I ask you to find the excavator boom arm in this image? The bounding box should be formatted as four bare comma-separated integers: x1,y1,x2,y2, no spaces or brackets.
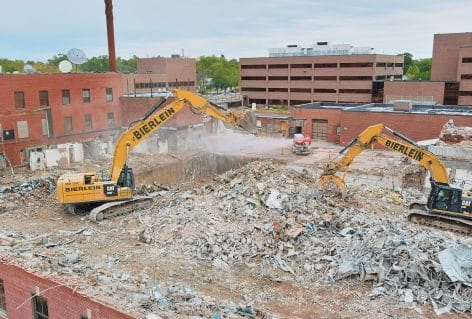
110,89,255,181
321,124,449,190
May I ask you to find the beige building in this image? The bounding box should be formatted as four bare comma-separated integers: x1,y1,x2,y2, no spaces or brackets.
240,46,403,106
123,57,196,94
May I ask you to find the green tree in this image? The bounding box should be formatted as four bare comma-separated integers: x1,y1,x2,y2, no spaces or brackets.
196,55,240,93
79,55,109,72
47,54,68,66
406,64,420,80
400,52,413,74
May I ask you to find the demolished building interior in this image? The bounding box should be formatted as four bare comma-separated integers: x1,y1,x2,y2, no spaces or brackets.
1,118,472,318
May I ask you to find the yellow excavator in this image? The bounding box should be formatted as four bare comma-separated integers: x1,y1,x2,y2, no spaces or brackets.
57,89,257,221
318,123,472,233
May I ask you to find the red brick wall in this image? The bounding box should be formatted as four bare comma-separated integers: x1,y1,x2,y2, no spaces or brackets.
339,111,472,145
291,107,343,142
120,96,206,128
431,33,472,81
0,261,135,319
383,81,445,104
0,73,123,165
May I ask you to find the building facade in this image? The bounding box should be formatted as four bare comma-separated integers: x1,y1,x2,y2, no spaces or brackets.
240,53,403,106
123,57,197,95
0,73,123,165
0,261,134,319
380,32,472,106
291,102,472,145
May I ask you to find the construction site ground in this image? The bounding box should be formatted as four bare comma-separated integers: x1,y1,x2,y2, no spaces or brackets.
1,135,471,319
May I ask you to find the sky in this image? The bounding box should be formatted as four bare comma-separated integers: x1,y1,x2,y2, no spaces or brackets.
1,0,471,61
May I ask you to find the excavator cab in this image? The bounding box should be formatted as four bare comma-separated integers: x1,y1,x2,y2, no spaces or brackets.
117,165,135,190
428,180,463,214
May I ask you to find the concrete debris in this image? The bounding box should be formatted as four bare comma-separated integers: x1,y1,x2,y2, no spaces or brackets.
439,119,472,146
438,245,472,285
1,160,471,317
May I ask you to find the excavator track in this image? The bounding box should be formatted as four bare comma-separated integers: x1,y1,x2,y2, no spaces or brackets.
408,209,472,235
89,196,153,222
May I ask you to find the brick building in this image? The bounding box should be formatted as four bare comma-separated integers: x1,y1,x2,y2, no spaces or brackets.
377,32,472,106
0,73,123,165
291,101,472,145
240,43,403,106
0,260,135,319
123,57,197,95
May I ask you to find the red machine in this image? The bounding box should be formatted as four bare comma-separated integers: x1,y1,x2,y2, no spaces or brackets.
292,134,311,155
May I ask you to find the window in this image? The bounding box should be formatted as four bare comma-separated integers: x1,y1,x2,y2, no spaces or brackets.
0,279,6,315
462,57,472,63
14,91,25,108
268,76,288,80
268,88,288,92
394,63,403,68
17,121,29,138
62,90,71,105
82,89,91,103
314,88,336,93
461,74,472,80
64,116,73,132
107,112,115,128
338,89,372,94
339,62,373,68
32,295,48,319
459,91,472,96
240,87,266,92
268,64,288,69
39,91,49,106
291,88,311,93
313,76,337,81
241,64,266,69
106,88,113,102
291,64,312,68
84,114,92,130
313,63,337,68
290,76,311,81
241,76,266,81
339,76,372,81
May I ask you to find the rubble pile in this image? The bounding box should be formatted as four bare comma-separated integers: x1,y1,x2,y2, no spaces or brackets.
439,119,472,146
1,161,471,317
0,177,55,213
132,161,471,314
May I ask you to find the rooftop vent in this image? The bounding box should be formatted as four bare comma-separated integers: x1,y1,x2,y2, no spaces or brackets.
393,100,413,112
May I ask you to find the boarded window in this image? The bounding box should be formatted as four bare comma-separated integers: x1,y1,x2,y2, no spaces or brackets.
17,121,29,138
107,112,115,128
0,278,6,315
84,114,92,130
32,295,49,319
64,116,73,132
14,91,25,108
62,90,71,105
41,119,49,136
39,90,49,106
106,88,113,102
82,89,91,103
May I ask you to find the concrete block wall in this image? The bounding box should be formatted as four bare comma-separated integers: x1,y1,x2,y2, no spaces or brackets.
291,107,343,143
